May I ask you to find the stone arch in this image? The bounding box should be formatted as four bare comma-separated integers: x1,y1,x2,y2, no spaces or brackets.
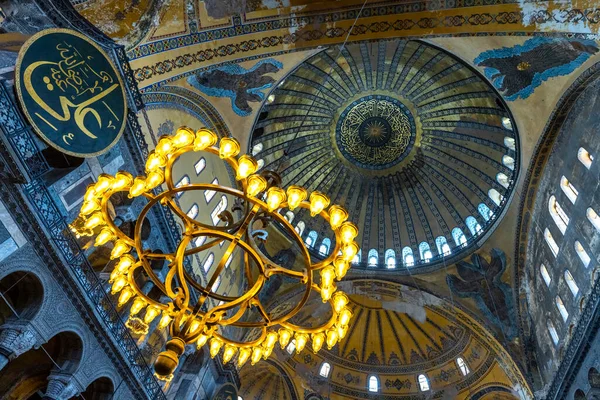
589,367,600,388
574,389,586,400
0,270,44,323
76,376,114,400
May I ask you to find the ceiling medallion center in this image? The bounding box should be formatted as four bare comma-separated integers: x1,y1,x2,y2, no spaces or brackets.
336,95,416,170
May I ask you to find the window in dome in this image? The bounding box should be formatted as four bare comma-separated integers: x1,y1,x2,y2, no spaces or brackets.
547,320,559,345
556,295,568,322
497,172,510,189
478,203,493,221
212,276,221,292
225,255,233,268
352,250,362,264
368,376,378,392
574,241,591,267
194,158,206,175
306,231,318,247
560,176,578,204
257,159,265,170
587,208,600,232
319,238,331,256
504,137,516,150
502,155,515,170
419,242,432,263
501,117,513,130
251,143,263,156
286,339,296,354
456,357,470,376
544,228,559,257
368,249,378,267
564,270,579,297
465,216,482,236
187,204,199,219
205,178,219,203
489,188,503,206
418,374,430,391
402,247,414,267
548,196,569,234
452,228,467,247
175,175,190,198
385,249,396,269
436,236,451,256
195,235,207,247
319,362,331,378
203,253,214,272
295,221,305,236
540,263,551,287
284,211,294,223
578,147,593,169
211,195,228,225
238,396,243,400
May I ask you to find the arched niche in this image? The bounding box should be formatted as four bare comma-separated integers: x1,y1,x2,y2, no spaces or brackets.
74,377,114,400
40,147,85,186
590,367,600,388
0,271,44,323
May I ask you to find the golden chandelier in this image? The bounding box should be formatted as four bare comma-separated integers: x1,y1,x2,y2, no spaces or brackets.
71,127,360,381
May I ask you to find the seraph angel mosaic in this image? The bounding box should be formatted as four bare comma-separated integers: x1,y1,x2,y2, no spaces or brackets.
474,37,598,101
188,59,283,117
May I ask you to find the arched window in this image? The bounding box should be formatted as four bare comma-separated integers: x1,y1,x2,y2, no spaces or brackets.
194,158,206,175
436,236,451,256
587,208,600,232
548,196,569,234
501,117,513,130
478,203,493,221
205,178,219,203
456,357,470,376
540,263,551,287
402,247,414,267
578,147,593,169
175,175,190,198
284,211,294,223
211,276,221,292
556,296,568,322
385,249,396,269
504,137,516,150
368,376,378,392
256,159,265,170
295,221,305,236
418,374,430,391
319,362,331,378
251,143,263,156
319,238,331,255
452,228,467,247
203,253,214,272
352,250,362,264
544,228,559,257
368,249,378,267
225,255,233,268
560,176,578,204
547,320,559,345
187,204,199,219
574,241,591,268
195,236,207,247
465,216,482,236
489,188,503,206
564,270,579,297
211,195,228,225
497,172,510,189
286,339,296,354
305,231,318,247
419,242,432,262
502,155,515,170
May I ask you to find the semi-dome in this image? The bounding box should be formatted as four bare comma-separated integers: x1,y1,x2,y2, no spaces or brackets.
249,39,519,271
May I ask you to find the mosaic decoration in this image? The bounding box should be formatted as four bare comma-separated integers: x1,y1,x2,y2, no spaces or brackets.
446,248,518,340
188,59,282,117
475,37,599,101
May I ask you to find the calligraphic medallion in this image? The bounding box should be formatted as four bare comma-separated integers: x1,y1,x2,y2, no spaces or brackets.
15,29,127,157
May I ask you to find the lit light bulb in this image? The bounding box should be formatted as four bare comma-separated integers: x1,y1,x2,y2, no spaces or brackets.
84,186,97,202
189,319,203,335
84,211,104,230
155,136,174,156
251,347,263,365
145,152,167,172
265,331,278,349
158,313,172,330
196,334,209,348
95,228,115,246
311,333,325,353
173,127,195,147
333,256,349,280
116,254,135,273
222,345,237,364
339,307,353,327
320,266,335,288
112,172,133,191
129,177,147,197
117,287,134,306
320,284,335,302
80,199,100,215
341,241,359,261
236,155,258,180
145,170,164,189
94,174,113,194
295,333,308,353
278,328,292,349
337,324,348,339
333,292,349,313
111,240,131,259
109,267,121,283
328,205,348,230
219,137,241,159
326,329,339,350
111,276,127,294
237,348,251,368
210,338,223,358
246,174,267,197
130,298,146,316
286,186,307,210
144,306,160,324
262,345,274,359
194,128,218,150
266,187,286,212
339,222,359,244
309,191,330,217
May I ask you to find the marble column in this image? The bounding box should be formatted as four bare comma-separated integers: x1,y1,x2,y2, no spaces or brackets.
42,371,82,400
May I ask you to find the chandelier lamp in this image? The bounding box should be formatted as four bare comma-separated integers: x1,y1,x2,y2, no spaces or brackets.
70,127,360,381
